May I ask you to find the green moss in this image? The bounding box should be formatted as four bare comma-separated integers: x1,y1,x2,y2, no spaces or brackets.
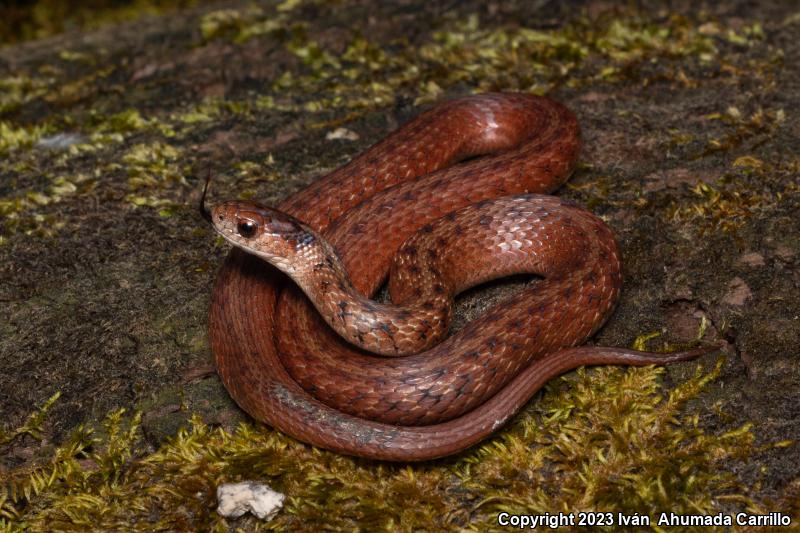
0,122,49,155
1,3,797,529
0,359,785,531
0,76,51,116
0,0,203,46
665,147,797,236
1,6,778,239
245,11,721,115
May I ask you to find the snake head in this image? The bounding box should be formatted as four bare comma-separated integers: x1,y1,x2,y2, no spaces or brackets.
208,200,319,274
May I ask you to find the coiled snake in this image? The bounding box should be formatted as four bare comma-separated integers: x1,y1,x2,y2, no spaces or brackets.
204,93,714,461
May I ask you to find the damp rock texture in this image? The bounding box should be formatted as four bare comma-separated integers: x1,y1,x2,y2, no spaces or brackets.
0,0,799,530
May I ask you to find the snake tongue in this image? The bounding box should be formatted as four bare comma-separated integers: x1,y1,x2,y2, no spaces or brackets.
199,171,213,223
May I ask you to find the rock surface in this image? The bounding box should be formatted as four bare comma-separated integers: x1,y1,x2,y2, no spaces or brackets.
0,0,798,519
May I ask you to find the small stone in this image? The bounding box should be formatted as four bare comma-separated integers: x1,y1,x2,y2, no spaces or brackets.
721,277,753,307
217,481,285,520
326,127,359,141
36,133,86,150
774,246,795,263
642,168,719,193
738,252,765,267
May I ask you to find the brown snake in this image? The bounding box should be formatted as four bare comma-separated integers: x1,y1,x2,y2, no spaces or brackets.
205,92,715,461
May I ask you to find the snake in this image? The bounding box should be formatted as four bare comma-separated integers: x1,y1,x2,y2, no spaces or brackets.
204,92,715,461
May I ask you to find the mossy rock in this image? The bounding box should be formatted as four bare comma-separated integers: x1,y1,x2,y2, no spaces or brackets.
1,0,798,530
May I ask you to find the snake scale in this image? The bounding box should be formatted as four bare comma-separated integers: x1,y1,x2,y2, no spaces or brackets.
205,92,713,461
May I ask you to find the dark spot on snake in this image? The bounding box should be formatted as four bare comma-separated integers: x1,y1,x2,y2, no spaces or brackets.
320,280,330,290
421,223,433,233
486,336,498,349
465,350,480,359
510,319,523,329
427,249,438,260
422,301,434,310
454,224,463,235
295,232,316,246
313,262,326,271
562,287,574,299
401,190,417,201
444,211,457,221
379,322,392,334
479,215,492,226
433,284,445,294
337,301,352,320
409,265,421,274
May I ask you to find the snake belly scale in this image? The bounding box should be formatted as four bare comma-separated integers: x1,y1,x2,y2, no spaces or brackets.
207,92,711,461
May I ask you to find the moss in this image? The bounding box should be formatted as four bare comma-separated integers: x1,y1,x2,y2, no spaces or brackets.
665,150,797,236
0,76,51,116
121,141,185,212
0,0,204,46
0,122,50,155
0,359,789,531
0,6,772,238
2,2,798,530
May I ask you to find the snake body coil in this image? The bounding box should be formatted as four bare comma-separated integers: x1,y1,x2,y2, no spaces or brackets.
207,93,711,461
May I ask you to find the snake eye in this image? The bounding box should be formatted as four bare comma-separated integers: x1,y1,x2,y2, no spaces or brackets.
237,220,258,238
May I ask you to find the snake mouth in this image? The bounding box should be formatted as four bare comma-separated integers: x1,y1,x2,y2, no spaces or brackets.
200,171,213,223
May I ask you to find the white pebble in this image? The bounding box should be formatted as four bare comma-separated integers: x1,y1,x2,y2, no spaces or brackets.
216,481,285,520
326,127,359,141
